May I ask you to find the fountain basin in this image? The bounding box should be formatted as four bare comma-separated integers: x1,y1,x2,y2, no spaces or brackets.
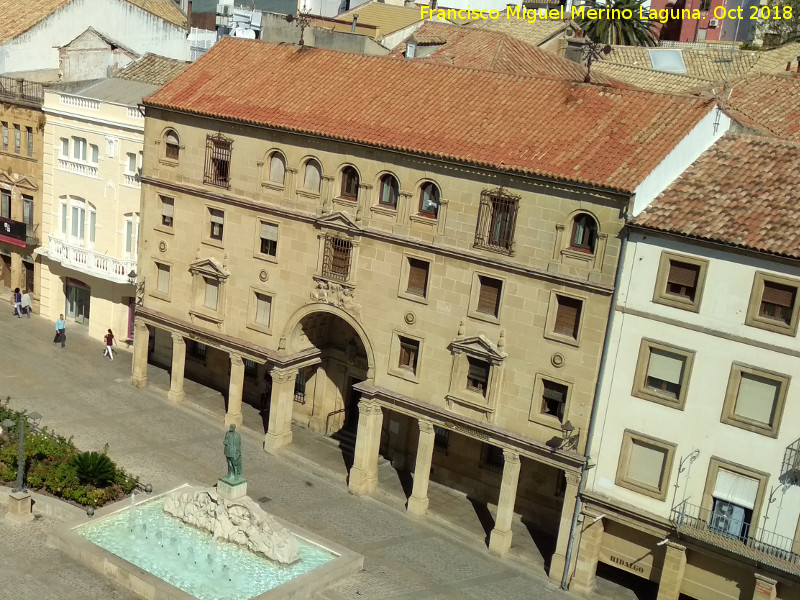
47,486,363,600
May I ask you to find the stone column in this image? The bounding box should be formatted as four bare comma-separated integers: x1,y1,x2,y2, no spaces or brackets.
407,419,435,516
348,399,383,496
264,367,298,452
130,318,150,388
549,471,581,583
752,574,778,600
656,542,687,600
167,333,186,403
570,511,605,594
489,450,521,556
225,354,245,428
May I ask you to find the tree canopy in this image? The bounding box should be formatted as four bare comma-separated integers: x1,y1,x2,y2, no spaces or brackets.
579,0,659,47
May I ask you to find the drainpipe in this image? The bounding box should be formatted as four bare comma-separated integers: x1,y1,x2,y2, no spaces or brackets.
560,217,630,590
351,14,358,33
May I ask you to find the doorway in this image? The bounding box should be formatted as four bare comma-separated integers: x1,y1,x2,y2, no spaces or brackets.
343,376,363,432
1,254,10,291
65,279,90,325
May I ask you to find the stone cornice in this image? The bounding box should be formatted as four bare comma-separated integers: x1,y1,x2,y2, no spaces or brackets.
142,176,614,296
580,490,672,537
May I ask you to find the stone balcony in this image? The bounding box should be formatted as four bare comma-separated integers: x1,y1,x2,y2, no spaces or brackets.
44,234,136,284
122,173,140,188
58,158,98,178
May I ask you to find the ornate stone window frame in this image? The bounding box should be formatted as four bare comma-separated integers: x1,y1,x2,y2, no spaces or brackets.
631,338,695,410
615,429,676,501
445,333,507,422
653,251,708,313
389,329,424,383
528,372,574,430
398,251,432,305
246,286,275,336
188,257,229,326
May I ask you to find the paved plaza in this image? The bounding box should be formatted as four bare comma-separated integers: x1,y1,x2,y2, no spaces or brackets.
0,305,639,600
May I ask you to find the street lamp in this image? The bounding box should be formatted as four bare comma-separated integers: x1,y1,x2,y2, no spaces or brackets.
545,421,581,452
2,416,27,493
127,269,136,285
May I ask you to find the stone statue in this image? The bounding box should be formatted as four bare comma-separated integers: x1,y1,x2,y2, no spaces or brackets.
223,424,243,483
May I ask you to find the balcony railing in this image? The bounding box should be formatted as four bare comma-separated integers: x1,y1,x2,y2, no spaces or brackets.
782,437,800,483
45,234,136,284
671,501,800,575
122,173,140,188
58,159,98,178
25,223,39,246
0,76,43,105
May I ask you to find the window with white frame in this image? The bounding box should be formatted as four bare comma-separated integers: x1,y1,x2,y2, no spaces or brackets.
60,199,67,237
64,197,96,247
60,137,69,157
203,277,219,310
72,137,87,161
90,144,99,164
126,152,137,174
125,213,139,258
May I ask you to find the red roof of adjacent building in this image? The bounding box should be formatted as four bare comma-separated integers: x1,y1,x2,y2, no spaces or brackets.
632,135,800,259
143,37,714,193
722,73,800,141
389,22,614,85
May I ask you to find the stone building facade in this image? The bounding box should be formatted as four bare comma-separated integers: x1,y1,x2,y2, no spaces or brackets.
132,38,721,579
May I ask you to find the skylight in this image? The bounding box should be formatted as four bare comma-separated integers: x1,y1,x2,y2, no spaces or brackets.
648,49,687,74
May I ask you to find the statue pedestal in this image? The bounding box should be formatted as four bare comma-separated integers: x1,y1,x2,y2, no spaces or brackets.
217,478,247,501
6,491,33,523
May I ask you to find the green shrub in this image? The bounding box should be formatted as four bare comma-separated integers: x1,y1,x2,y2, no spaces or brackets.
72,452,116,487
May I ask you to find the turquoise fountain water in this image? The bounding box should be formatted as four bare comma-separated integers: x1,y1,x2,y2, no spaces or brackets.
78,497,335,600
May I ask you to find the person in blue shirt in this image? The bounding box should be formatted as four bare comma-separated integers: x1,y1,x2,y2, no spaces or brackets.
55,314,66,348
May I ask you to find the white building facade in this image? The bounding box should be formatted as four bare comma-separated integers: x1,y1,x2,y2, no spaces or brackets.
37,79,156,345
575,135,800,600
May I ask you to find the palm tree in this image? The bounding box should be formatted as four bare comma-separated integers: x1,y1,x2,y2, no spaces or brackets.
579,0,658,47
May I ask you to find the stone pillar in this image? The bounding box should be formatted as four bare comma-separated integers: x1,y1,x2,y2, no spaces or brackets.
308,362,328,433
549,471,581,583
167,333,186,403
489,450,521,556
407,419,435,516
6,491,33,523
656,542,687,600
130,318,150,388
264,367,297,452
348,399,383,496
570,511,605,594
752,574,778,600
225,354,245,428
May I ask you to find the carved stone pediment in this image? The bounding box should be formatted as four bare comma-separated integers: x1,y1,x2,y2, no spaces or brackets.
0,172,15,187
14,176,38,191
188,257,229,281
315,211,360,232
309,277,361,320
449,335,507,363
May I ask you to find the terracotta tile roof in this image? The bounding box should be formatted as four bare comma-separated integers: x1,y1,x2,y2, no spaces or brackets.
632,135,800,259
748,42,800,75
143,37,713,193
603,45,759,81
115,53,190,86
337,2,426,36
389,22,613,84
722,73,800,140
459,15,573,47
592,61,710,94
0,0,186,45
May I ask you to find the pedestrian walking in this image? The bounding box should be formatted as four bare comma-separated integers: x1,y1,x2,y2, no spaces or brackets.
20,290,32,318
103,329,117,360
55,314,66,348
12,288,21,318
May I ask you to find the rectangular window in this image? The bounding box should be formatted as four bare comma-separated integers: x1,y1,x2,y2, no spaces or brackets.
187,341,207,364
259,222,278,256
541,379,568,421
127,152,137,173
71,204,85,241
709,468,759,541
90,144,99,164
22,195,33,227
89,211,96,244
553,295,582,340
721,364,787,437
1,122,8,150
0,190,10,218
398,337,420,374
254,293,272,326
244,359,258,384
13,124,21,153
433,426,449,453
204,134,232,187
476,275,502,317
406,257,429,297
480,443,504,473
746,273,800,335
156,263,170,294
25,126,33,157
203,278,219,310
654,252,708,312
466,357,489,397
474,188,520,254
322,236,352,282
616,430,676,500
633,340,694,409
209,208,224,241
125,220,134,254
60,202,67,236
60,137,68,157
645,349,685,398
160,196,174,228
72,137,87,161
666,261,700,301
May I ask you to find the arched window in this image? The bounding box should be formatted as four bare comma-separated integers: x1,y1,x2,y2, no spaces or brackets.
570,213,598,254
303,159,322,193
340,166,359,199
164,129,180,161
378,174,399,208
268,152,285,186
418,182,440,218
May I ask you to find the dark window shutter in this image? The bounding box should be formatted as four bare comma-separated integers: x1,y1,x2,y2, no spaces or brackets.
407,258,429,297
554,295,582,338
762,281,795,308
477,276,502,316
667,261,699,288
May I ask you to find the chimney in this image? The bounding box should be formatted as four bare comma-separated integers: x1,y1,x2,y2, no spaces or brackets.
187,0,192,28
405,40,416,58
351,14,358,32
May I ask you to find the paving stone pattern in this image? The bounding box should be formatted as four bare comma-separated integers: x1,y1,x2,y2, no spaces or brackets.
0,307,635,600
